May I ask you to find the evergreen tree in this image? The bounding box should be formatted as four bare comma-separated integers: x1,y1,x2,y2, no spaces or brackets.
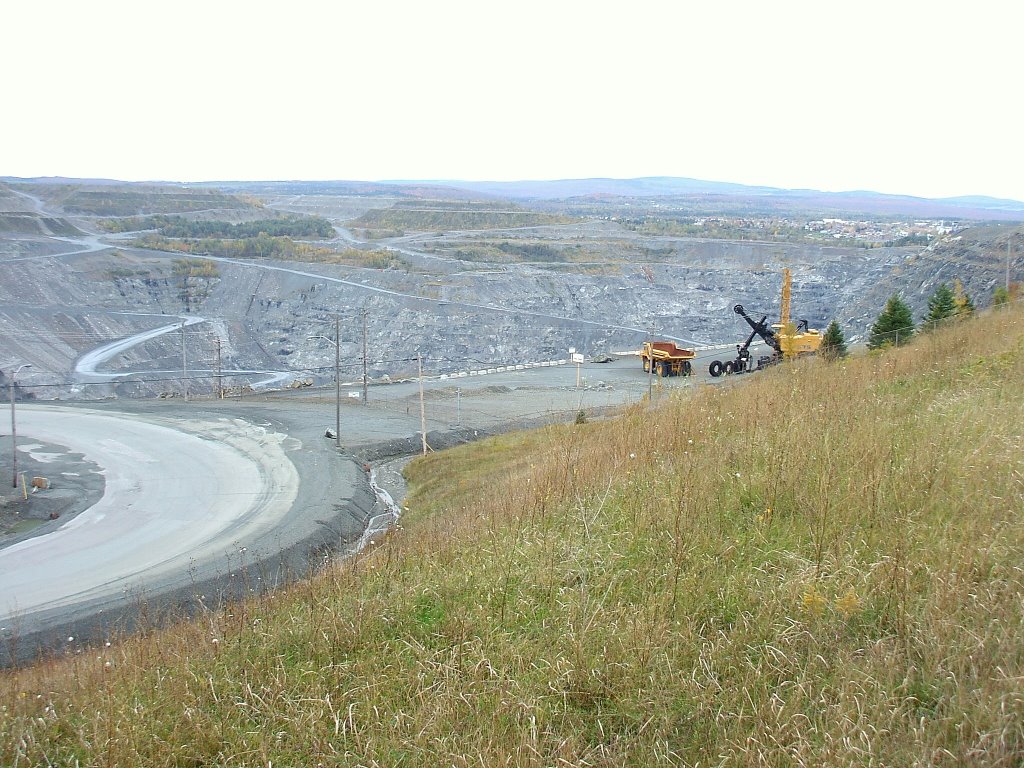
820,319,847,360
867,294,915,349
993,285,1011,307
923,282,956,328
952,278,975,319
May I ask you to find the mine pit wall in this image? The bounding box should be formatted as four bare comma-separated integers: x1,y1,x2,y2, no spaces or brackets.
0,458,379,668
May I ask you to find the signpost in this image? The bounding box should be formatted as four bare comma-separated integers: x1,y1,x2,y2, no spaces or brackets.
571,351,584,387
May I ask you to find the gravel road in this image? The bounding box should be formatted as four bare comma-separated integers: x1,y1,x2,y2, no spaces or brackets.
0,400,374,665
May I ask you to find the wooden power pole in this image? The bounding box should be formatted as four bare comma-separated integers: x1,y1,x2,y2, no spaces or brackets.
1008,237,1013,292
334,315,341,449
418,351,427,455
362,309,369,405
181,322,188,402
215,337,223,399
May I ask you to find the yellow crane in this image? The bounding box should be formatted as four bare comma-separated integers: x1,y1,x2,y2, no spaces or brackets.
773,268,823,358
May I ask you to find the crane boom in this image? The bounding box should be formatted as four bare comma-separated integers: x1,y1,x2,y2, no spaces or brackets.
779,267,792,329
733,304,782,354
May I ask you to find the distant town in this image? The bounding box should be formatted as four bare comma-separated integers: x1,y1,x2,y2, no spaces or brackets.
619,211,964,249
801,217,960,245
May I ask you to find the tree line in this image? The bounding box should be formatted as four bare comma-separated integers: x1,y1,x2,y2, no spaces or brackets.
820,279,1018,358
101,215,334,239
129,233,407,270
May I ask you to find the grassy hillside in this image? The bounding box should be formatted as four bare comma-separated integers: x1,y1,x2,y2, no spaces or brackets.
0,213,83,237
3,305,1024,765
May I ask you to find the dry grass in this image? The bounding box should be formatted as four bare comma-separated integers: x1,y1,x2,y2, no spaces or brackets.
3,305,1024,766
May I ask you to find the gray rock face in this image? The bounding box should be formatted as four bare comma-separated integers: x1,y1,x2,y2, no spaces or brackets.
2,183,1018,400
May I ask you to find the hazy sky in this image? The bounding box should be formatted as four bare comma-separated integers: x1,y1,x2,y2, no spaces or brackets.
4,0,1020,200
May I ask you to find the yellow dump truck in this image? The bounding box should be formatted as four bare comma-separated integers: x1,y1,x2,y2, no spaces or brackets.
640,340,695,377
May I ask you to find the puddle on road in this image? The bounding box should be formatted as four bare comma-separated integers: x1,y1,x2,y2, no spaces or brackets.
16,443,66,463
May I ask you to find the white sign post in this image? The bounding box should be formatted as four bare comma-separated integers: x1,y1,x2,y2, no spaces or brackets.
571,352,584,387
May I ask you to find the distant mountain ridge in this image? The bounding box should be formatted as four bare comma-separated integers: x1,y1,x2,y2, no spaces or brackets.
390,176,781,199
398,177,1024,219
6,175,1024,221
939,194,1024,211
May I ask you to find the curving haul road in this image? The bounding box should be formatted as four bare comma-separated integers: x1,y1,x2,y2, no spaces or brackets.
0,404,372,665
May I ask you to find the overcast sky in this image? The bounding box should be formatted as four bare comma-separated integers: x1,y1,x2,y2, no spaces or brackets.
4,0,1020,200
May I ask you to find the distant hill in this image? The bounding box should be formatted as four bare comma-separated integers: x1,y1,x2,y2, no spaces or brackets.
7,176,1024,221
400,177,1024,221
185,179,488,201
1,176,137,186
384,176,782,199
939,195,1024,211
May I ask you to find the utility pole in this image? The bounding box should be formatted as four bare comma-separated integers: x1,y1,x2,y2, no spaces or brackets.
215,337,223,399
456,387,461,427
9,363,31,488
308,324,341,448
7,380,12,488
180,322,189,402
1008,237,1013,292
361,309,369,405
418,351,427,455
334,315,341,449
647,326,655,401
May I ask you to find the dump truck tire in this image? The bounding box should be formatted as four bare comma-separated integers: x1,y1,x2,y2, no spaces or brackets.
709,360,723,377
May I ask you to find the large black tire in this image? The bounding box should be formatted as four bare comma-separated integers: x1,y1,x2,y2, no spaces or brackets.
659,362,671,377
724,360,734,375
709,360,724,378
683,361,692,376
